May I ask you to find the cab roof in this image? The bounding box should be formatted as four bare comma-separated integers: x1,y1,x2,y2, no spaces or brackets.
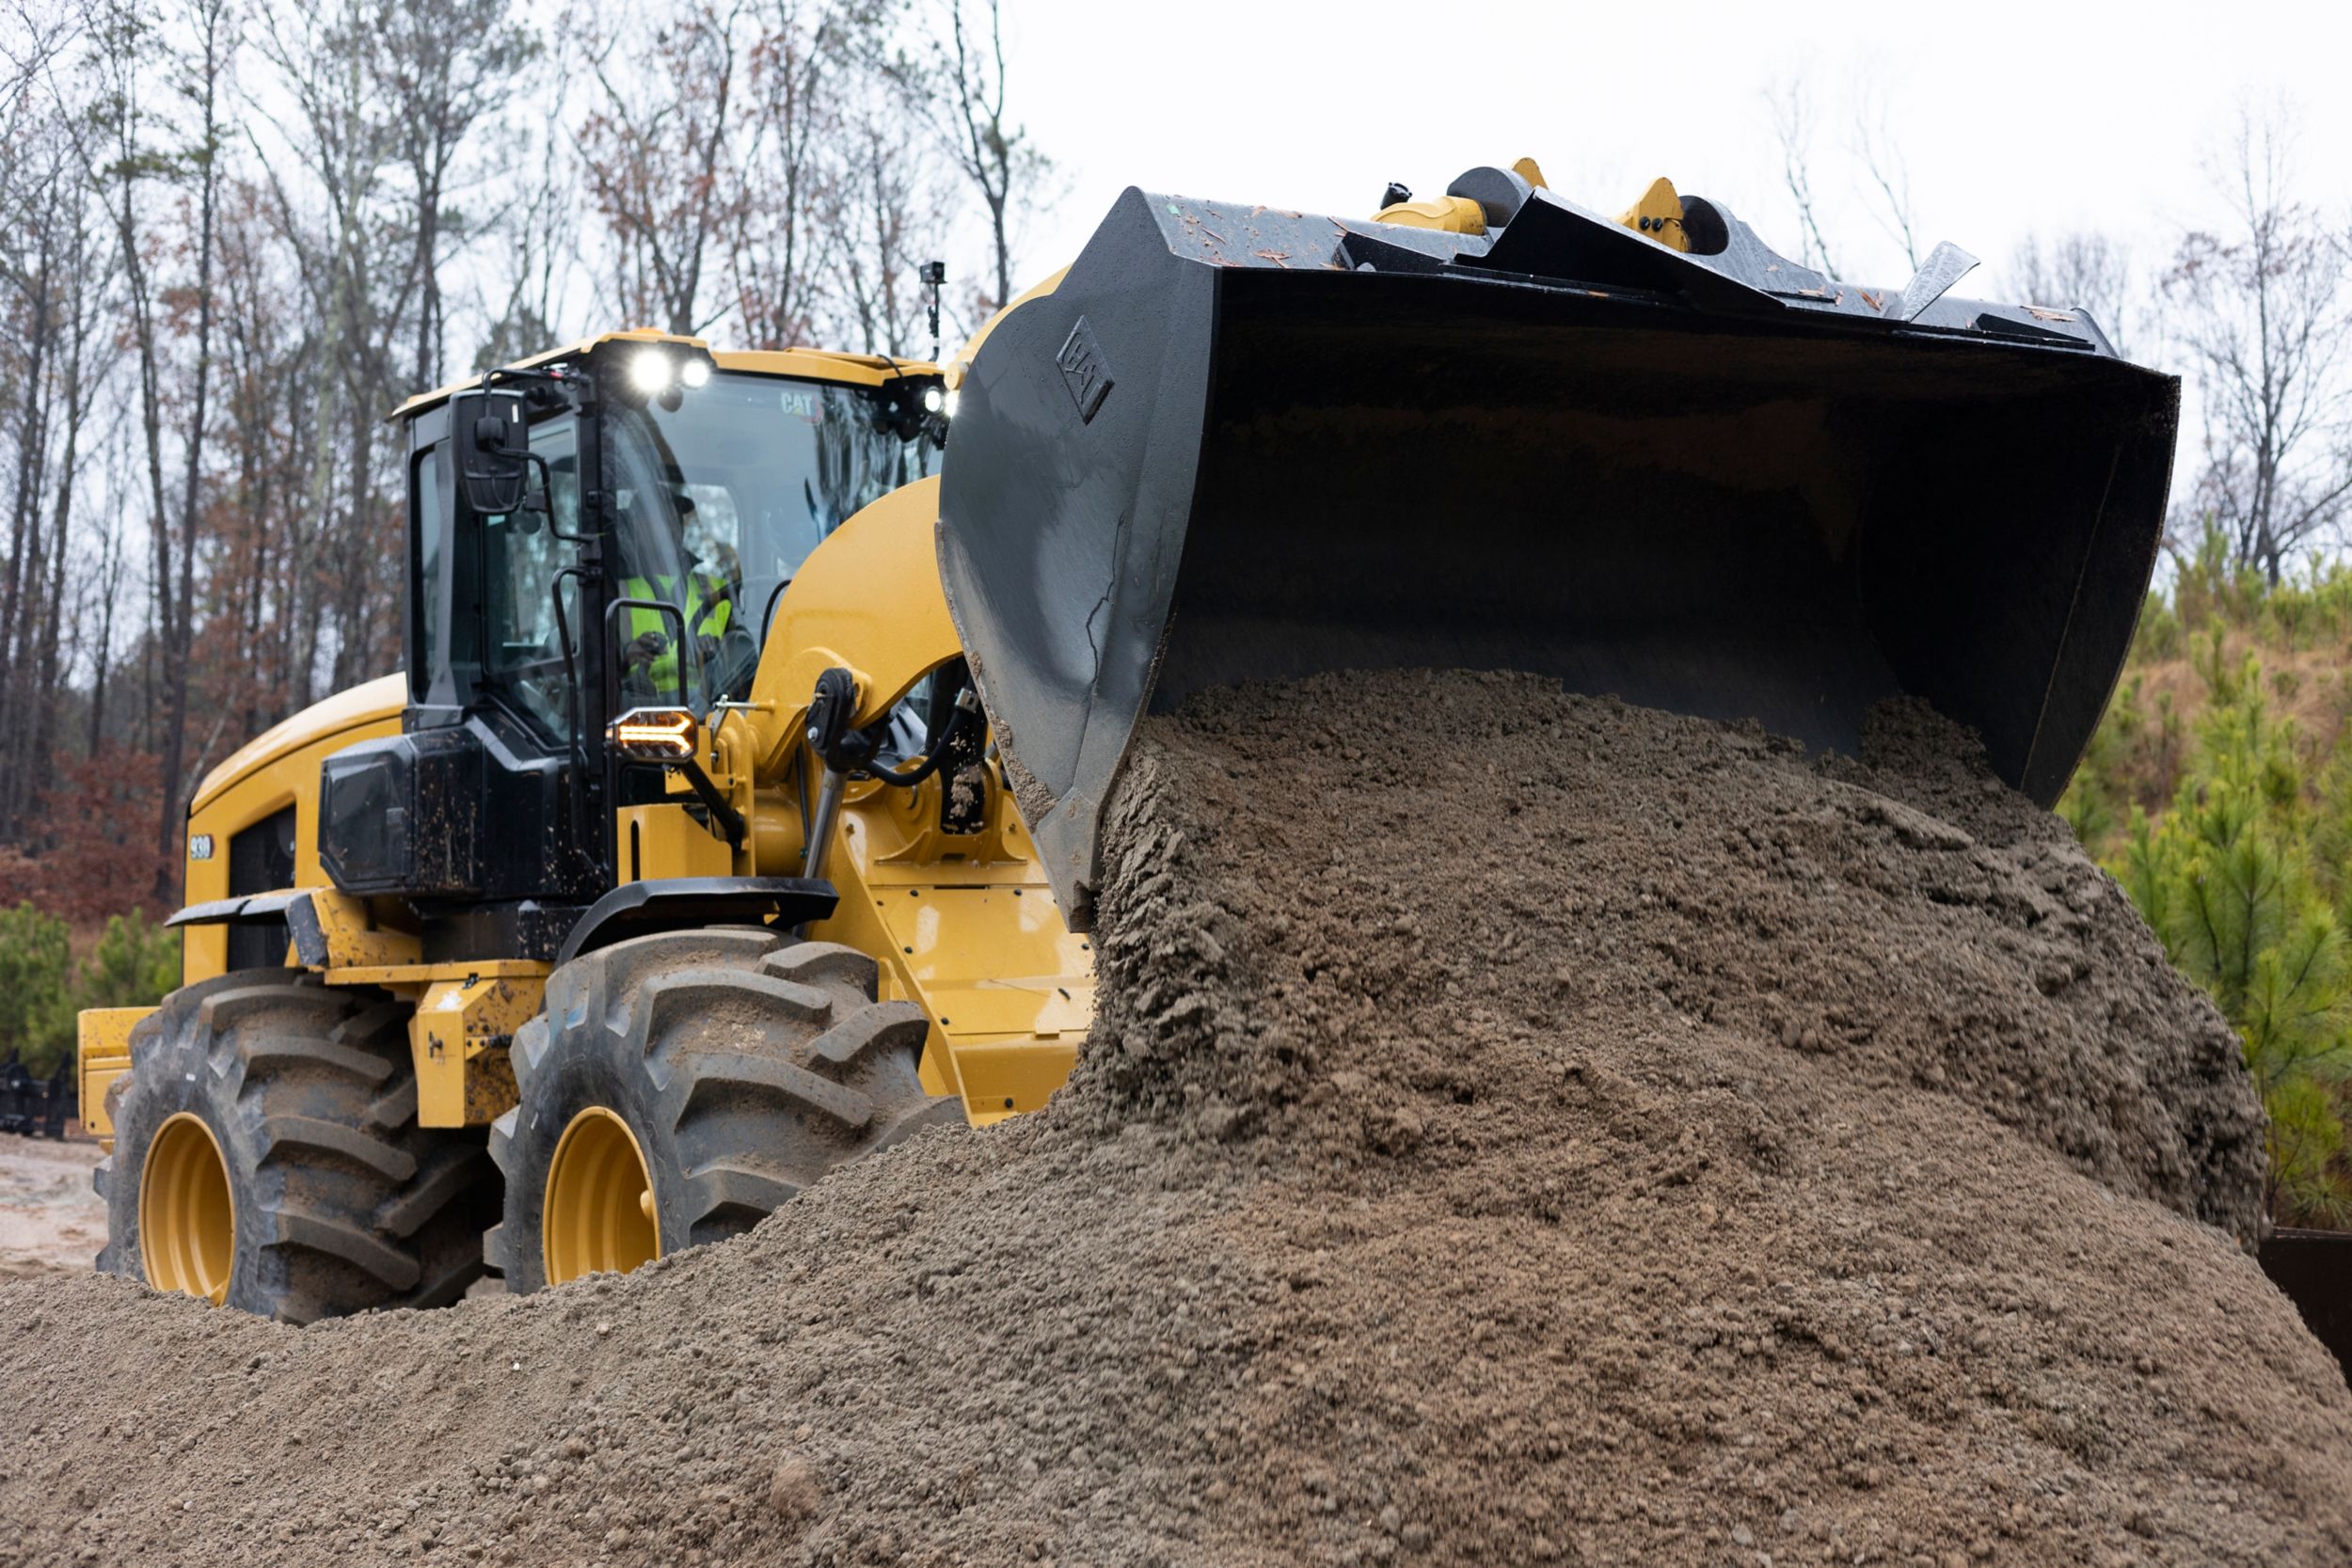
389,328,941,422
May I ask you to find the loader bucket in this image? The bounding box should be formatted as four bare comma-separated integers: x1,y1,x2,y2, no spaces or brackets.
938,185,2179,926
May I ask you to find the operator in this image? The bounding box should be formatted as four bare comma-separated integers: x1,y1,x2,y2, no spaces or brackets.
616,485,743,702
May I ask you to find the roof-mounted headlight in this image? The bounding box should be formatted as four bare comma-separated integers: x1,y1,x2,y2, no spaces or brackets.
628,350,674,396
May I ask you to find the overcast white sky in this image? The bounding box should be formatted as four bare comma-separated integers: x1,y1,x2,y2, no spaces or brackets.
988,0,2352,317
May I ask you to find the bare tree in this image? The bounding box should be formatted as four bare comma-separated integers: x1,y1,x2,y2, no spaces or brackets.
477,104,581,369
575,0,751,336
812,74,951,356
0,0,75,124
24,238,102,815
250,0,421,694
1764,78,1839,278
375,0,538,388
724,0,841,349
212,173,327,733
0,112,87,837
2164,106,2352,583
1849,86,1920,272
152,0,231,895
84,439,134,758
892,0,1045,313
72,0,195,884
2011,231,2139,356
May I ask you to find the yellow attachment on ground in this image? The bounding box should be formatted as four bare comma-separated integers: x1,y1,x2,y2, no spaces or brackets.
1616,176,1690,251
543,1106,659,1284
140,1112,233,1305
1373,194,1488,234
76,1006,149,1149
409,972,546,1128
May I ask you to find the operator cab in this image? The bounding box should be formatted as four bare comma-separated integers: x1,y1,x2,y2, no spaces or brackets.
320,332,946,960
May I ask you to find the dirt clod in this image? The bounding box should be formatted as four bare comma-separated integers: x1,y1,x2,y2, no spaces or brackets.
770,1453,821,1523
1,671,2346,1567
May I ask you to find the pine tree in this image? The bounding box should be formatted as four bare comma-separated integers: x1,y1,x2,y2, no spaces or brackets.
2113,657,2352,1222
0,902,75,1077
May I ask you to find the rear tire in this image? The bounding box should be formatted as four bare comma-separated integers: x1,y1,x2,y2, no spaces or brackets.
96,972,497,1323
487,928,961,1293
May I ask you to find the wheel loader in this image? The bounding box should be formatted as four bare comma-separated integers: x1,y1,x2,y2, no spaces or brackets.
79,164,2179,1322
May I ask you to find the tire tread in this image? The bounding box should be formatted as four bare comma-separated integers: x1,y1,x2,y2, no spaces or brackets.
99,970,493,1323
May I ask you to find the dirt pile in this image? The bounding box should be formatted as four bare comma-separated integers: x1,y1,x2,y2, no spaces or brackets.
5,670,2349,1568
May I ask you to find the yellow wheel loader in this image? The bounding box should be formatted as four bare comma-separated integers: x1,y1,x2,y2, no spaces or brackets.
82,334,1091,1320
79,166,2178,1322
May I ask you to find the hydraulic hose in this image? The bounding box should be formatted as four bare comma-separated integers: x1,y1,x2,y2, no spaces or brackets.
860,690,979,788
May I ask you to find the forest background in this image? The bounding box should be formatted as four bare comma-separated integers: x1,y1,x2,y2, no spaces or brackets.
2,0,2350,1225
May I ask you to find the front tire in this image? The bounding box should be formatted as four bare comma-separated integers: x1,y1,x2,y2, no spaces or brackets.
487,928,961,1292
97,972,497,1323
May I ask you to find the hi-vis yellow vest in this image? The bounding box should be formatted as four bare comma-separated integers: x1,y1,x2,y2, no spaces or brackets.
621,573,732,693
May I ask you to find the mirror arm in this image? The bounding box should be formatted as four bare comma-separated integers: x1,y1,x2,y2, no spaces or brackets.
510,448,603,545
673,755,746,847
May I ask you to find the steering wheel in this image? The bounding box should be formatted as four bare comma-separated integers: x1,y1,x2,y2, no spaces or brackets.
707,623,760,701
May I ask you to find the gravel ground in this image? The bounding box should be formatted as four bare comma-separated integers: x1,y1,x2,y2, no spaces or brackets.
0,1135,103,1281
0,672,2343,1568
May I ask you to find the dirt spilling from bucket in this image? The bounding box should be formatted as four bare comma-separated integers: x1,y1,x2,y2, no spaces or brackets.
4,670,2347,1568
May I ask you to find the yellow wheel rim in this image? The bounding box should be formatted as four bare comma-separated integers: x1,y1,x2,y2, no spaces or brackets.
543,1105,660,1285
140,1112,234,1306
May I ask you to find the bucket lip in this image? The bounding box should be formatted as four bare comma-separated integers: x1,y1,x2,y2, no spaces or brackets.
1116,183,2154,373
1201,259,2181,404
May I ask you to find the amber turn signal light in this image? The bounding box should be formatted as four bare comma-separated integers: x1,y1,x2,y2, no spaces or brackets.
609,706,698,761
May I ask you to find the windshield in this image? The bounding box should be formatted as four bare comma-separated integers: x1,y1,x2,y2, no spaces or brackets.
603,371,941,707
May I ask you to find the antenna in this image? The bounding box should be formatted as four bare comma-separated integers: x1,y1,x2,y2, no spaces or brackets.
919,261,946,364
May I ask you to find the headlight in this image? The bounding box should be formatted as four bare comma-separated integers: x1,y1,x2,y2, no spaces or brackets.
678,358,712,389
628,350,674,395
922,386,945,413
944,388,961,418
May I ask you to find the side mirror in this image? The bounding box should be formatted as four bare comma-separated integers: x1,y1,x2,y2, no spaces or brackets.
452,388,531,515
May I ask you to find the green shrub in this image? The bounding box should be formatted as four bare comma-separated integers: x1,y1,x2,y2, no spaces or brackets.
0,903,181,1078
0,903,75,1078
2134,592,2185,662
75,910,181,1013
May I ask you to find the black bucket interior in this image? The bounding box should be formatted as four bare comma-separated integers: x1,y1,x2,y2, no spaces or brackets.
1156,270,2177,804
939,188,2178,920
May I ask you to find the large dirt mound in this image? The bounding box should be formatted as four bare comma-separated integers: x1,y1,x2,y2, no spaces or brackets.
4,671,2346,1568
